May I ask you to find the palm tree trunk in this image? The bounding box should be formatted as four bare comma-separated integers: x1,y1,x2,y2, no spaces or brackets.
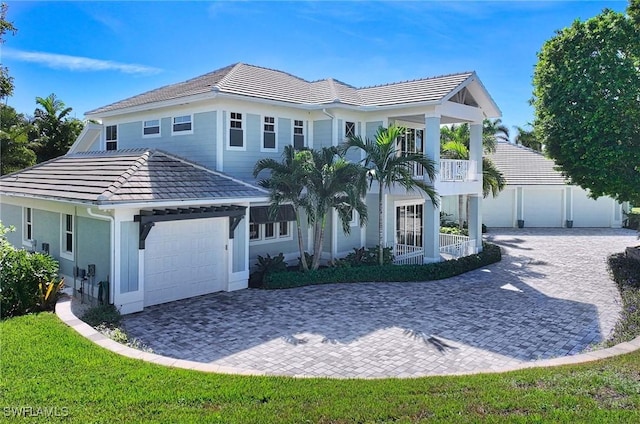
311,215,325,270
378,187,384,266
295,214,309,272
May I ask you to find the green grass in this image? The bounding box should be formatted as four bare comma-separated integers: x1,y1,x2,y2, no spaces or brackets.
1,313,639,423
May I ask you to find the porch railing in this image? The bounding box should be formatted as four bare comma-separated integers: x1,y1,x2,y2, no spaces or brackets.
394,243,424,265
439,233,477,259
439,159,476,182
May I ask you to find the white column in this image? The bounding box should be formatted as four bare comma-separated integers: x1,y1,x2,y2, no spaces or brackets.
468,195,483,253
470,122,483,180
565,187,573,227
423,114,441,262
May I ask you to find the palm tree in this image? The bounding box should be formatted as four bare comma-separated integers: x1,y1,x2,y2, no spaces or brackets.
341,125,438,265
482,118,510,152
304,147,368,270
254,145,312,271
31,93,83,162
514,125,543,152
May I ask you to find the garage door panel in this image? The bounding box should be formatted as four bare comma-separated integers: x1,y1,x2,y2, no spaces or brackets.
572,190,612,227
524,189,563,227
483,189,515,227
144,218,227,307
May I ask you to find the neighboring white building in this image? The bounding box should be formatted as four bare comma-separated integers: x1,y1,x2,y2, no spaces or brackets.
0,63,501,314
481,142,625,228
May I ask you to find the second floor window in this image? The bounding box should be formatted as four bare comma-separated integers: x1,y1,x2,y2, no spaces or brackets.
62,214,73,258
143,119,160,136
345,121,356,138
106,125,117,150
263,116,276,150
230,112,243,147
172,115,192,134
23,207,32,241
293,120,305,149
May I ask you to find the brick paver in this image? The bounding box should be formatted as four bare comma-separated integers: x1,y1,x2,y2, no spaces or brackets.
121,228,637,377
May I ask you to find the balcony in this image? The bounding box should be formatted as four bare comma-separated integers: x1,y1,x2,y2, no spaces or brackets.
439,159,476,182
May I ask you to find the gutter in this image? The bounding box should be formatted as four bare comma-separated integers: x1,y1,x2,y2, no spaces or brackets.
86,208,115,305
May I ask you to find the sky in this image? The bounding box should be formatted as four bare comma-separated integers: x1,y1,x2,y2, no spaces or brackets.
1,1,629,138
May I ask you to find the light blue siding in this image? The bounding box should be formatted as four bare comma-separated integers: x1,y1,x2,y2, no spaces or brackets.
76,217,110,284
115,112,217,170
336,222,361,255
366,121,383,141
365,194,380,247
278,118,291,149
0,203,22,247
249,238,299,268
313,119,332,149
120,222,139,293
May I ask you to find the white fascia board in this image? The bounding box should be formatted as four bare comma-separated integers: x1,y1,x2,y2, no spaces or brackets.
358,100,441,112
97,196,271,210
85,91,219,120
439,101,486,123
68,122,102,153
0,192,96,208
441,73,502,119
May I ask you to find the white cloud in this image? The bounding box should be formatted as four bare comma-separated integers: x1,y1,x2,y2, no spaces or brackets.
3,49,162,75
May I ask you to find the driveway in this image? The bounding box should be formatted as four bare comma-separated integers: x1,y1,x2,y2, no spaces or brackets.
122,228,637,378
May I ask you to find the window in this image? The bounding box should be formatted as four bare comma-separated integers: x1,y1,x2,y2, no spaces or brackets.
61,214,74,259
279,221,289,237
398,128,424,176
172,115,192,134
293,120,305,149
249,222,260,240
23,207,32,243
345,121,356,138
105,125,117,151
249,221,292,243
263,116,276,150
229,112,244,147
264,222,275,239
143,119,160,136
396,204,423,247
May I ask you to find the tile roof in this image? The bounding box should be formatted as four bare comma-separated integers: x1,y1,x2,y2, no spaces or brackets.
87,63,475,114
487,142,567,186
0,149,267,205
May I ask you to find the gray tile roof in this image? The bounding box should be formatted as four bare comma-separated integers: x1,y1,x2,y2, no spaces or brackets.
487,142,567,186
87,63,475,114
0,149,267,205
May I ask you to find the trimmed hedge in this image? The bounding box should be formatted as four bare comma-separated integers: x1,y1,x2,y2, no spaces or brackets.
263,242,501,289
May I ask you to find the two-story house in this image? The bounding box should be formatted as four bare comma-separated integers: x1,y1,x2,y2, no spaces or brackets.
0,63,500,314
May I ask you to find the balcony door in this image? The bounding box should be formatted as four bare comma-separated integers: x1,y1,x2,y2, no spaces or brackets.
398,128,424,176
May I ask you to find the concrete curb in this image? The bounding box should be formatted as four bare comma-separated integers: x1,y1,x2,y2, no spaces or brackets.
56,295,640,379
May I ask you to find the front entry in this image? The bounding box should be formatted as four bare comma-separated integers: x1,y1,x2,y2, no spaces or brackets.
395,203,424,265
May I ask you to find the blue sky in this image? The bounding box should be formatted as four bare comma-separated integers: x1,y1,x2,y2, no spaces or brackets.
2,1,627,136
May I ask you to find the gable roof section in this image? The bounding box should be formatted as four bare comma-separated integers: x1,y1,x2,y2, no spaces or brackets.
86,63,487,115
0,149,267,205
487,142,566,186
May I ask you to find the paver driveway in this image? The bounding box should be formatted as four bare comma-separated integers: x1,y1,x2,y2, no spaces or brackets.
122,228,637,377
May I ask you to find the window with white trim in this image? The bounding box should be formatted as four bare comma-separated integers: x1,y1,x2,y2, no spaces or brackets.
229,112,244,147
23,207,32,243
293,120,305,149
249,221,291,243
61,214,74,259
172,115,192,134
105,125,117,150
143,119,160,136
345,121,356,138
263,116,276,150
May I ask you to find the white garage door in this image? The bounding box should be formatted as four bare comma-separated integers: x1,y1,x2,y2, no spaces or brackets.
144,218,227,307
524,189,563,227
572,189,613,227
483,189,515,227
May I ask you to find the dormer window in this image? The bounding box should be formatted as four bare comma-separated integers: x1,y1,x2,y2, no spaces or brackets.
263,116,276,150
229,112,244,148
293,120,305,149
105,125,117,150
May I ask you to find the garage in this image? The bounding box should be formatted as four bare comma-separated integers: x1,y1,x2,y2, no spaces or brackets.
482,188,516,227
144,218,227,307
523,189,563,227
572,189,614,228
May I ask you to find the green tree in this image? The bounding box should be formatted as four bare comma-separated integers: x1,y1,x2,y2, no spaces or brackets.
513,125,543,152
0,3,17,99
254,145,312,271
31,94,84,162
341,125,438,265
532,1,640,203
0,105,35,174
304,147,368,270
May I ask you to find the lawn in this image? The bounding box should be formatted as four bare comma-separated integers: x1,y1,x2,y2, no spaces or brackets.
1,313,639,423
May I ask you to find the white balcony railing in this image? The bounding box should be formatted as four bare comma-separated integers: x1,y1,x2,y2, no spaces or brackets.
394,243,424,265
439,159,476,182
439,233,477,259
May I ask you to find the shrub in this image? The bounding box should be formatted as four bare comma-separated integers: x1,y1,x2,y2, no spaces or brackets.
340,246,394,267
606,253,640,345
81,304,122,328
0,223,61,318
263,242,501,289
249,253,287,288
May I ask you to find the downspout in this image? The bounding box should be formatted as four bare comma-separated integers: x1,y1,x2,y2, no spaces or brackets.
321,108,335,120
86,208,115,305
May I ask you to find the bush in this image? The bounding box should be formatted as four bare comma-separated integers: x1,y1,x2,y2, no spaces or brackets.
606,253,640,346
249,253,287,288
339,246,394,267
81,304,122,328
623,212,640,230
263,242,502,289
0,223,61,318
